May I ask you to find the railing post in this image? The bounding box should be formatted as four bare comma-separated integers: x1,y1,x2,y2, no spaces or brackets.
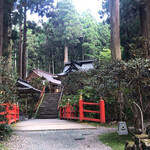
14,104,16,123
63,108,65,118
59,107,62,119
6,103,11,125
79,94,83,121
100,97,106,124
67,101,70,120
71,106,73,117
17,102,19,121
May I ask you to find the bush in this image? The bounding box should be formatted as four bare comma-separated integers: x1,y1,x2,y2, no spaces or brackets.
0,124,13,140
61,59,150,121
0,57,17,139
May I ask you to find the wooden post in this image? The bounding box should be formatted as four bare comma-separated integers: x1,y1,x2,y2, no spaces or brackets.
67,101,70,120
79,94,84,121
59,107,62,119
17,102,19,121
6,103,11,125
14,104,16,123
100,97,106,124
25,99,28,119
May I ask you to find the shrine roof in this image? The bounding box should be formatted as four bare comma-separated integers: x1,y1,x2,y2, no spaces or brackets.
27,69,61,85
58,60,94,76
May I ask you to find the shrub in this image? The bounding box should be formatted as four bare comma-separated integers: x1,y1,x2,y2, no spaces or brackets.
0,124,13,140
0,57,17,139
61,59,150,121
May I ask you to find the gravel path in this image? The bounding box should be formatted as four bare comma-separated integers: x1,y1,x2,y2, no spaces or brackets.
4,127,116,150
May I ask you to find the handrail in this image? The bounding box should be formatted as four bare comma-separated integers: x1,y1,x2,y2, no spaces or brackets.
34,87,45,118
57,86,64,109
34,93,45,118
34,86,45,111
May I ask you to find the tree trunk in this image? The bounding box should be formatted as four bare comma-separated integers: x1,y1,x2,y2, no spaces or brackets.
0,0,4,57
7,26,12,70
3,1,9,57
109,0,121,60
145,0,150,57
82,49,85,60
22,0,27,79
52,49,54,74
139,1,150,58
3,0,12,70
49,63,51,73
19,19,22,77
64,45,68,64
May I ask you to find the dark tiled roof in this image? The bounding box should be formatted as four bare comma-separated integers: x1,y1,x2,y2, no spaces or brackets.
58,60,94,76
17,78,41,94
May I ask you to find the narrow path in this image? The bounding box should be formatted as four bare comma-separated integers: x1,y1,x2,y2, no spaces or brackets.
4,119,116,150
12,119,96,131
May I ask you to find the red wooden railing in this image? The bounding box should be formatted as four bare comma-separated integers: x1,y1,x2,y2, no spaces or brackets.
60,103,79,120
0,103,19,125
59,95,106,124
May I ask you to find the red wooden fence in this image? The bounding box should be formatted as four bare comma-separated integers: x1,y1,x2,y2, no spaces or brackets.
0,103,19,125
59,96,105,124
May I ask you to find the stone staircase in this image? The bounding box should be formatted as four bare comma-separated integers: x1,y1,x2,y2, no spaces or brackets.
36,93,61,119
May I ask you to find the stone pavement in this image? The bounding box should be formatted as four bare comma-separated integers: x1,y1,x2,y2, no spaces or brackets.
11,119,96,131
5,119,115,150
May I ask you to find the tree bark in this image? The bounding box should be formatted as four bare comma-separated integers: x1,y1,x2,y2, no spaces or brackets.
139,1,150,58
7,26,12,70
19,16,22,77
22,0,27,79
64,45,68,64
0,0,4,57
109,0,121,60
3,0,12,70
49,63,51,73
139,2,148,58
145,0,150,57
52,49,54,74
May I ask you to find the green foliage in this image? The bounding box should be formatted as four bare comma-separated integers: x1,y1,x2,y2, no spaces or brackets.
0,142,6,150
61,94,79,106
61,59,150,121
81,11,110,60
52,0,83,46
100,0,144,60
99,132,133,150
99,49,111,61
29,77,45,90
0,58,18,103
11,0,111,74
0,124,13,141
26,27,46,71
0,57,18,139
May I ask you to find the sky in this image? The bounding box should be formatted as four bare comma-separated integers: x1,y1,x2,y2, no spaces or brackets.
72,0,102,21
27,0,102,23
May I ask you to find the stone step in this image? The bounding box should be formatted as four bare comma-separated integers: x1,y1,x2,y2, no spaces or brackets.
39,109,58,113
37,114,58,119
36,92,61,119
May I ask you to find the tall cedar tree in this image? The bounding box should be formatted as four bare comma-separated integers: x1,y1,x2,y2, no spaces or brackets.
109,0,121,60
0,0,4,57
52,0,83,64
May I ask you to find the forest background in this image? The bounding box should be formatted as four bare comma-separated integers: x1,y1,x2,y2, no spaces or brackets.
0,0,150,122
